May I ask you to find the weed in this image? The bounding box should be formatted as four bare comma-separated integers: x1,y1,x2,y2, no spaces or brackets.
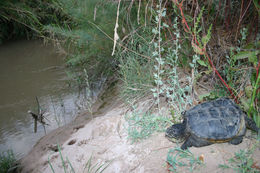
48,144,111,173
166,147,203,172
116,28,154,103
83,155,111,173
0,150,17,173
48,144,75,173
151,14,194,116
125,108,171,143
219,141,260,173
223,28,260,127
151,2,166,111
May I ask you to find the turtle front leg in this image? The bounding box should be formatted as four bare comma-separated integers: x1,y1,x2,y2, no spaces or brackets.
181,137,193,150
181,135,212,149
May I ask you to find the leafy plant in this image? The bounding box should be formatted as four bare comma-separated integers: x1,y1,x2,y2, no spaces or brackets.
167,147,203,172
223,28,260,127
219,142,260,173
150,3,194,116
0,150,17,173
150,2,167,110
161,24,193,116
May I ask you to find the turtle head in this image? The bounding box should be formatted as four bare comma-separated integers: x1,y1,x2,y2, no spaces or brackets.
165,122,186,143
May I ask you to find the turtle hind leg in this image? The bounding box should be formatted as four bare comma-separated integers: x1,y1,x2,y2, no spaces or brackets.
245,115,259,132
181,135,212,150
229,136,243,145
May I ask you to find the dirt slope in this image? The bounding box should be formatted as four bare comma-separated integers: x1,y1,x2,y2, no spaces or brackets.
19,84,260,173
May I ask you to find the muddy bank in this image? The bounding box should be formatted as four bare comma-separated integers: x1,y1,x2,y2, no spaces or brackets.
19,79,120,172
20,82,260,173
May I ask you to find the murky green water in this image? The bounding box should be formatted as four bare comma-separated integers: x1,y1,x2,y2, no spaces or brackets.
0,40,97,158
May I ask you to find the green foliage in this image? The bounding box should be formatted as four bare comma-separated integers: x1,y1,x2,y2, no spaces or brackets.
149,3,194,116
249,72,260,128
0,0,63,43
219,142,260,173
193,6,205,47
0,150,17,173
0,0,39,42
125,108,171,143
161,19,193,115
223,28,260,127
117,28,154,102
151,4,168,108
44,0,118,84
118,1,196,118
167,147,203,172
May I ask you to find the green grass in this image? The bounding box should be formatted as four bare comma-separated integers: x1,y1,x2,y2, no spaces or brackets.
0,150,17,173
116,27,154,103
48,144,74,173
125,107,171,143
166,147,203,172
218,141,260,173
83,155,111,173
43,0,119,85
48,144,111,173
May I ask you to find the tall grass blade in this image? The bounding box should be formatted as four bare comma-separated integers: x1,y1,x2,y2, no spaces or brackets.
57,144,67,173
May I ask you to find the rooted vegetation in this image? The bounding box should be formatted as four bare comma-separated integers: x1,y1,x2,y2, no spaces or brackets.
219,140,260,173
0,150,17,173
125,108,171,142
167,147,203,172
0,0,259,172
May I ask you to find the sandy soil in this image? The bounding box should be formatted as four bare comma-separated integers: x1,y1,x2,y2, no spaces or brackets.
19,83,260,173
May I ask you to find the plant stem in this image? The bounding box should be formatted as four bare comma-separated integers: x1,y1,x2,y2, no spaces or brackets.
157,0,163,112
249,68,260,115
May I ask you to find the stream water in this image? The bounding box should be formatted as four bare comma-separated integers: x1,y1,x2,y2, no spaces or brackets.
0,40,99,159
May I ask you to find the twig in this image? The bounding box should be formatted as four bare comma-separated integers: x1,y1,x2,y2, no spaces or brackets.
152,145,173,151
235,0,253,41
112,0,121,56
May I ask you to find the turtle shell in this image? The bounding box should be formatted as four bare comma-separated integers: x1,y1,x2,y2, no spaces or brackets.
184,98,246,141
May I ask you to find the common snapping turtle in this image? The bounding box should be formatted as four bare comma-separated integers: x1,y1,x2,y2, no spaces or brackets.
165,98,259,150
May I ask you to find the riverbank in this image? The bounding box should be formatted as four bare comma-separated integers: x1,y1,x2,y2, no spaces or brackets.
19,81,260,173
